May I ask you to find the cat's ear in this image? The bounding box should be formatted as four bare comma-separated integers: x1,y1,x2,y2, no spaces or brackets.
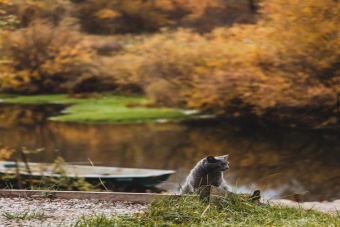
206,156,216,163
223,155,229,161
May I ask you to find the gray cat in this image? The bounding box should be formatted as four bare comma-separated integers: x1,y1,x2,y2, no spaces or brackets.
181,155,230,194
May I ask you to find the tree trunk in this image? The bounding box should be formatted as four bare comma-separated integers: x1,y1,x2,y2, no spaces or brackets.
248,0,257,13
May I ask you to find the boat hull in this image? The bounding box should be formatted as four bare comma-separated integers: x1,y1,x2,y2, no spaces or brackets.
85,173,172,188
0,161,175,191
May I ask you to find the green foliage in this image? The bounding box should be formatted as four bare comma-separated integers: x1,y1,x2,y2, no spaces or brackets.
73,215,138,227
74,196,340,226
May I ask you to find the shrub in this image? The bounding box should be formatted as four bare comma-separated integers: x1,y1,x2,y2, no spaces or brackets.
109,28,264,111
13,0,72,27
107,0,340,127
74,0,256,34
0,19,96,94
75,0,173,34
5,0,257,34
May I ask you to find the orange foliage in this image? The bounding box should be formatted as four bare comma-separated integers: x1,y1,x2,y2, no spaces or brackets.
1,0,339,126
106,0,340,126
261,0,340,82
74,0,255,34
0,20,96,93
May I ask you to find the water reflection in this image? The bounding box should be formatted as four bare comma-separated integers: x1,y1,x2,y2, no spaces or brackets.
0,104,339,201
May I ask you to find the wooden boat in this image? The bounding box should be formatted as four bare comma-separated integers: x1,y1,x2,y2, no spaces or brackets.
0,161,175,189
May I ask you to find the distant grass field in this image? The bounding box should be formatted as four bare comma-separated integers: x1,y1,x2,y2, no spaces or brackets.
0,94,195,124
73,196,340,227
0,94,17,99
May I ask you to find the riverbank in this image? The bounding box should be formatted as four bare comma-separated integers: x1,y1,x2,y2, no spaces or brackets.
0,196,339,226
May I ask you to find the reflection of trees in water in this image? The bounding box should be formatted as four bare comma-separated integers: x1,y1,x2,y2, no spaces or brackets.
0,104,64,155
0,105,339,201
0,104,64,128
177,122,340,201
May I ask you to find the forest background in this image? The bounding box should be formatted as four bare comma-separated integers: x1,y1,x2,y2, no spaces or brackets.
1,0,340,128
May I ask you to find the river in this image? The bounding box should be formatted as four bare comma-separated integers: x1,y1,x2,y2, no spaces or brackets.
0,104,339,202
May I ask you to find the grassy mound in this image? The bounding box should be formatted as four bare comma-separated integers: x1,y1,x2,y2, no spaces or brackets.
74,196,340,226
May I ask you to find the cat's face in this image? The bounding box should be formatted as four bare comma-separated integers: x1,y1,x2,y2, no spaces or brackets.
203,155,229,172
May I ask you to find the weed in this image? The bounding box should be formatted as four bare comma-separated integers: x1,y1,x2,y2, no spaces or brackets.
3,211,47,220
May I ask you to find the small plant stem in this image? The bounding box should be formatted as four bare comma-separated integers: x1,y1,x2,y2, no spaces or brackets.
15,159,22,189
201,204,210,217
20,150,33,187
88,158,109,191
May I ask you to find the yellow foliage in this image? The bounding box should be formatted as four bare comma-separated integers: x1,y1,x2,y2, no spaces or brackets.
95,9,121,20
0,144,13,161
170,0,223,15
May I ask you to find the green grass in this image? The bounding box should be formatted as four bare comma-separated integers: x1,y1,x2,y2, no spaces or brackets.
3,211,47,220
0,93,17,99
73,196,340,227
0,94,195,124
0,94,140,104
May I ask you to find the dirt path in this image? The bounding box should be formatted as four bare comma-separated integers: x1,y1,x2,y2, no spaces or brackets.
0,197,147,227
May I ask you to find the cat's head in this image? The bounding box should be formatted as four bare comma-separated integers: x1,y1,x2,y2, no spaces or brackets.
203,155,229,172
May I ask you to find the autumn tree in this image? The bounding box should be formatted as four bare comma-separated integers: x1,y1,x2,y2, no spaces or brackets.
108,0,340,127
0,19,96,94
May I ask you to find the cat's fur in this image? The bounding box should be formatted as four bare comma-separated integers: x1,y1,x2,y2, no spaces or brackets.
181,155,230,194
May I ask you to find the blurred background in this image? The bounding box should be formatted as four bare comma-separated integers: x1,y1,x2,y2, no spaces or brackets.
0,0,339,202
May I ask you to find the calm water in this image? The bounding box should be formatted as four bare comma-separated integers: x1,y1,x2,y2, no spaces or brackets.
0,104,339,202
